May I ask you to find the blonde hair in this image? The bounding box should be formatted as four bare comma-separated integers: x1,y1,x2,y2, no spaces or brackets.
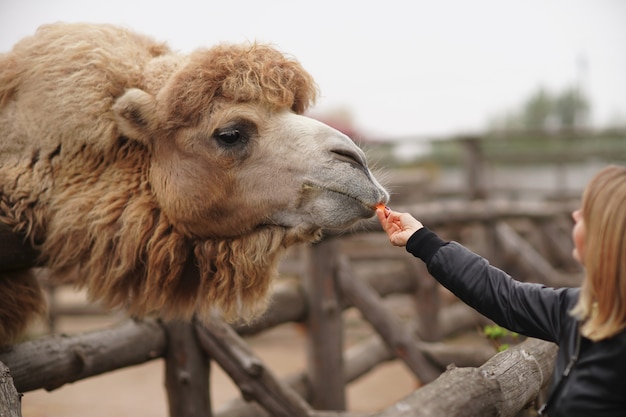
571,165,626,340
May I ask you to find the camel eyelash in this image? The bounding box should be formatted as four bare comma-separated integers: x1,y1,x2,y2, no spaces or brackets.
214,128,247,147
213,119,257,148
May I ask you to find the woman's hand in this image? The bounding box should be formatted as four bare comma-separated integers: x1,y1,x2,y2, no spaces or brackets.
376,207,423,247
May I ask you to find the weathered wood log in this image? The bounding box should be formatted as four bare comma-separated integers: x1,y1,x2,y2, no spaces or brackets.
536,217,581,272
374,338,557,417
336,255,441,383
215,329,512,417
195,316,313,417
343,331,495,376
495,221,582,288
215,372,310,417
164,321,211,417
496,220,559,283
0,319,166,392
216,398,372,417
304,239,346,410
0,361,22,417
215,330,396,417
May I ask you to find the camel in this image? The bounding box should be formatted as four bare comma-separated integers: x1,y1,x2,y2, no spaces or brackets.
0,23,388,344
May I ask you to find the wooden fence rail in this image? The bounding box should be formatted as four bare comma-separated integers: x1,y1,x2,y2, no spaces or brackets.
0,198,577,417
0,317,557,417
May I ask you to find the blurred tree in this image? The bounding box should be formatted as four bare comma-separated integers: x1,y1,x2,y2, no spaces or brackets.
488,85,591,133
522,88,554,130
555,86,589,128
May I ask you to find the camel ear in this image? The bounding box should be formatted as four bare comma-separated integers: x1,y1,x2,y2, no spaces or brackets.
113,88,158,145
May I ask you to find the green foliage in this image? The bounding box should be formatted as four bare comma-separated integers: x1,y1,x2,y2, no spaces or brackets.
483,324,509,339
483,324,519,351
523,88,554,130
555,87,590,127
392,129,626,169
488,85,590,132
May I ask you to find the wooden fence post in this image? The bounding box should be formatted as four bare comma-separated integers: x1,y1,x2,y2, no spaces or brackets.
460,136,487,200
194,316,312,417
336,255,441,384
0,361,21,417
409,260,440,342
165,320,211,417
304,238,346,410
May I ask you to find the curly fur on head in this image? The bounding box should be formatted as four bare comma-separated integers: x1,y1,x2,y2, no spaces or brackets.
160,43,318,129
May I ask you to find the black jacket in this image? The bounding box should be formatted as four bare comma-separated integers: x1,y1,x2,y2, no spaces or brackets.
406,227,626,417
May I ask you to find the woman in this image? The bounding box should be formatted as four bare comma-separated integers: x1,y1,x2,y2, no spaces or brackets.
377,165,626,416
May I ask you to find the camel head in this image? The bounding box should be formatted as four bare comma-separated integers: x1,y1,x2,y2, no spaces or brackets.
113,43,388,243
0,28,390,335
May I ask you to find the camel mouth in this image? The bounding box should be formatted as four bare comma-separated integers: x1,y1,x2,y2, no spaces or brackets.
260,182,386,235
310,186,382,229
303,182,378,212
324,188,388,218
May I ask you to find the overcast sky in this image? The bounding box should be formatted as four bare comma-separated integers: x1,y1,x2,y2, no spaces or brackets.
1,0,625,139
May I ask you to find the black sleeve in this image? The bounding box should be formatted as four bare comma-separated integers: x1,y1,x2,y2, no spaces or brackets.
405,227,447,264
406,230,574,343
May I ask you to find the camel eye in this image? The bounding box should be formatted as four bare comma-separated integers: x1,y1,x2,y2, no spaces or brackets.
215,129,243,146
213,119,255,148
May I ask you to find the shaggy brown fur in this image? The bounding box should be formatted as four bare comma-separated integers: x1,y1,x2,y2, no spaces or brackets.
0,23,322,343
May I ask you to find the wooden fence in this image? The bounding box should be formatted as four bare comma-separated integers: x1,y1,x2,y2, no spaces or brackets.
0,198,578,417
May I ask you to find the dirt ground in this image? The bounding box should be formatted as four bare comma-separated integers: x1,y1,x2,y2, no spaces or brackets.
19,297,418,417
